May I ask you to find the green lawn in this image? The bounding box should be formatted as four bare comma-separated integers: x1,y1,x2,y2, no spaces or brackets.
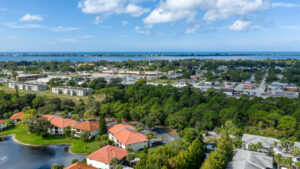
0,126,100,154
134,146,160,158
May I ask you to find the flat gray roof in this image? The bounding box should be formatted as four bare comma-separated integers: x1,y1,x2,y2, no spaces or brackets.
227,149,273,169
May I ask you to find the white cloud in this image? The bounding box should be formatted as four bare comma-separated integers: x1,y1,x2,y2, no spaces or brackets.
20,14,43,22
3,22,78,32
78,0,149,18
134,26,150,35
124,4,150,17
272,2,298,7
122,20,129,26
82,35,93,38
78,0,120,13
60,38,77,42
281,26,300,30
48,26,79,32
3,22,44,29
185,24,200,34
228,20,251,31
94,16,103,24
144,0,270,24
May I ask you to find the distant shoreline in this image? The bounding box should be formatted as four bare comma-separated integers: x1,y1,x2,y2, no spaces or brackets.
1,52,300,57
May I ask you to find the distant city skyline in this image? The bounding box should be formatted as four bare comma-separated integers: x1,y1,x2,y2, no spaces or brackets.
0,0,300,52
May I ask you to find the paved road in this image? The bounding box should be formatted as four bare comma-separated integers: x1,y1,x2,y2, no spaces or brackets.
148,128,179,144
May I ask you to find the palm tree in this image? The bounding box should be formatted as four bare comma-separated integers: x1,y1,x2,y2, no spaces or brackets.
274,154,282,169
110,157,119,169
296,161,300,169
256,142,263,152
126,153,135,167
291,146,300,163
280,138,288,154
283,157,292,169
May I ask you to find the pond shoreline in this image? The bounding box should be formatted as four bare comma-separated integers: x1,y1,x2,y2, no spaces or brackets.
5,134,87,155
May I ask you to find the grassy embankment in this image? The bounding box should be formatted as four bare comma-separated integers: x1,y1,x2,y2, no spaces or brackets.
0,126,100,154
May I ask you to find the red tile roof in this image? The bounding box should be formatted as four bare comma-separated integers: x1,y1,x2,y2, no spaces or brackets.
10,112,24,120
0,120,6,124
87,145,128,164
50,117,78,128
64,162,97,169
113,128,148,146
37,115,54,121
72,121,99,132
108,124,135,135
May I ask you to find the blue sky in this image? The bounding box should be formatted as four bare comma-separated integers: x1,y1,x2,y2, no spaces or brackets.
0,0,300,52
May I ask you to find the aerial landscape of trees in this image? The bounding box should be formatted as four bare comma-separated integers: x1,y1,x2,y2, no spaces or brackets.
0,59,299,169
0,78,299,141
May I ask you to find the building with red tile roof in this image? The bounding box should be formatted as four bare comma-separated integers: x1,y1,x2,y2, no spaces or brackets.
10,112,24,124
0,120,7,131
108,124,148,152
86,145,128,169
10,112,24,120
48,117,78,135
71,121,99,139
64,162,96,169
37,115,54,121
114,129,148,146
108,124,135,135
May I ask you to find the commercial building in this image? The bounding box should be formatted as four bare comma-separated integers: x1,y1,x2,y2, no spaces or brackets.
16,74,44,81
8,82,48,91
269,91,298,99
87,145,128,169
52,86,92,96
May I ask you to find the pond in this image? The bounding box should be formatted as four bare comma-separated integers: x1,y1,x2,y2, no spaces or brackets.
0,136,85,169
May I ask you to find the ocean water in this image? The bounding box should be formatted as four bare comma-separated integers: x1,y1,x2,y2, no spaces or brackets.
0,52,299,62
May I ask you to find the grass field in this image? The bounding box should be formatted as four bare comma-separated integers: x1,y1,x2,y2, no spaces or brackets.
0,126,100,154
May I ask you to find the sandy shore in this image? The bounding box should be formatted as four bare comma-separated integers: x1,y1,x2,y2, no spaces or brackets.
6,134,86,155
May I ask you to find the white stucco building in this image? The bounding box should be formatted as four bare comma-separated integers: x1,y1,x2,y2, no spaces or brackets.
71,121,99,139
44,116,78,135
242,134,300,163
87,145,128,169
10,112,24,125
0,120,7,131
9,82,48,91
52,86,92,96
108,124,149,152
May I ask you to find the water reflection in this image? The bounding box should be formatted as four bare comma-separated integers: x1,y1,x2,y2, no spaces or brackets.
0,137,85,169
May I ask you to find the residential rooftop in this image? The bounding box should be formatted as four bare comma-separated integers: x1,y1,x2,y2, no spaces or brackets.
64,162,97,169
227,149,273,169
71,121,99,132
86,145,128,164
10,112,24,120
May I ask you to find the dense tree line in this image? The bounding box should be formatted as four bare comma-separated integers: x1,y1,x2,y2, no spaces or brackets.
1,78,300,140
136,128,206,169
